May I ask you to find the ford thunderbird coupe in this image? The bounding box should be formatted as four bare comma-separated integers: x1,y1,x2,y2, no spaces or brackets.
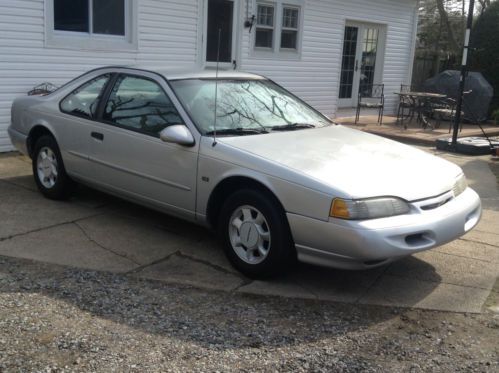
8,67,482,278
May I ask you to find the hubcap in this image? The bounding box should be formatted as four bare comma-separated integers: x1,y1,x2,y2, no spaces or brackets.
228,205,271,265
36,147,58,189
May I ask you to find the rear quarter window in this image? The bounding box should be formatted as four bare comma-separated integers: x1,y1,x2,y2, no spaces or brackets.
60,74,111,119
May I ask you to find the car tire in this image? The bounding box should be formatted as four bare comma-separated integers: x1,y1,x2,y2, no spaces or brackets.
218,189,295,279
32,135,73,200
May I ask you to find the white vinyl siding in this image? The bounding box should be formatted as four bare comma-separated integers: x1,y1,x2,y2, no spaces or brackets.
0,0,417,152
241,0,418,118
0,0,200,152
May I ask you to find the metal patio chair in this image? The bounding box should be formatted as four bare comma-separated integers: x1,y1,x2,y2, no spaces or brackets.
396,84,425,124
355,84,385,125
433,97,462,133
433,91,472,132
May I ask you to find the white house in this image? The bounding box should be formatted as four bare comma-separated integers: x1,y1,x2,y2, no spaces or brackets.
0,0,419,152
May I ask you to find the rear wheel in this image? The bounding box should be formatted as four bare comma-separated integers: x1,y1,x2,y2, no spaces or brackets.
218,189,295,278
32,135,73,200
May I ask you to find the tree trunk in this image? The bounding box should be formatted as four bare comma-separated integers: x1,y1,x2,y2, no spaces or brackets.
435,0,460,52
478,0,491,15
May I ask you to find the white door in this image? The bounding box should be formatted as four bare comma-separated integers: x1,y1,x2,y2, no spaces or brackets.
203,0,239,69
338,22,384,108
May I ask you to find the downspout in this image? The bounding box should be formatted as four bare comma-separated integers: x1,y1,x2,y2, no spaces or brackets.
406,0,420,85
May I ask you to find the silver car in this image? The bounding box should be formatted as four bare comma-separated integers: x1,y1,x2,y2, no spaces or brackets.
8,67,482,278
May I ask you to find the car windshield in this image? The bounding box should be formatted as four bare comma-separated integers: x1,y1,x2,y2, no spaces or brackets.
170,78,331,135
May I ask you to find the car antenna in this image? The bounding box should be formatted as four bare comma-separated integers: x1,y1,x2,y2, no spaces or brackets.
212,28,222,147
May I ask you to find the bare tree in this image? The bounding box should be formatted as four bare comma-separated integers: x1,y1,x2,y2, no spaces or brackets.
477,0,491,14
435,0,461,52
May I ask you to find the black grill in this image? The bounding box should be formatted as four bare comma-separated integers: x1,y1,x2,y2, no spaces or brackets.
420,197,452,211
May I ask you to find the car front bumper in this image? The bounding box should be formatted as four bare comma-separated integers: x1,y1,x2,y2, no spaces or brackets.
287,187,482,270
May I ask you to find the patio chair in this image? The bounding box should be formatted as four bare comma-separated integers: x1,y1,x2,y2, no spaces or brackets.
433,91,471,132
397,85,418,126
433,97,463,133
355,84,384,125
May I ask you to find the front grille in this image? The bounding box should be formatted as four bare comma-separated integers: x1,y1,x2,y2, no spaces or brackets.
420,197,452,211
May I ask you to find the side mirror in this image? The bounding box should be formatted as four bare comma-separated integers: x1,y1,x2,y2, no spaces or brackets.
159,125,195,146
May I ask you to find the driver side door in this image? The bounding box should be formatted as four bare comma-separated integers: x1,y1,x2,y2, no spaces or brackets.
89,72,199,220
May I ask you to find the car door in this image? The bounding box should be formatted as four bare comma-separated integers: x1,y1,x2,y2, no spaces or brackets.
89,71,199,220
57,73,112,179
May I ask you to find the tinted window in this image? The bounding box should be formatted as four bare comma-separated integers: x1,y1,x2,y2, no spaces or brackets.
60,74,110,119
103,76,183,136
54,0,89,32
93,0,125,36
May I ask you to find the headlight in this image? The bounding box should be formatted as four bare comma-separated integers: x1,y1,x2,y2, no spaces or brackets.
452,174,467,197
330,197,410,220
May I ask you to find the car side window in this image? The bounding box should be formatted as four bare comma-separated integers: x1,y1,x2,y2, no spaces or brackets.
103,75,183,136
60,74,110,119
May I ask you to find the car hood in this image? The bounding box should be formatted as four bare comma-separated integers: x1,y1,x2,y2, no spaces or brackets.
218,125,463,201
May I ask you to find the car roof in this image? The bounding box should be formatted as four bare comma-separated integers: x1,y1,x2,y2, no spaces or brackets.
91,66,266,81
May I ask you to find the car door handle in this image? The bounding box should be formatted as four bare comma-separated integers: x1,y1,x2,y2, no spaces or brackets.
91,132,104,141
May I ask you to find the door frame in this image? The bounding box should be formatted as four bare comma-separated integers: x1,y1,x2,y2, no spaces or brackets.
199,0,241,70
338,20,386,108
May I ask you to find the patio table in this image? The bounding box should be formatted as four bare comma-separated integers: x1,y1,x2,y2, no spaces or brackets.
395,92,447,130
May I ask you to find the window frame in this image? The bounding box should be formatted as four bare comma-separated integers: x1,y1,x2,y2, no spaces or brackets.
280,6,299,50
45,0,138,51
254,3,276,50
252,0,304,59
99,73,185,139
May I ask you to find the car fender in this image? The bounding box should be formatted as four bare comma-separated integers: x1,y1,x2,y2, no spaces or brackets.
196,152,333,225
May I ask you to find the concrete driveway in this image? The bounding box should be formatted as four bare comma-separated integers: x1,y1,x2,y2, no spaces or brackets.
0,149,498,313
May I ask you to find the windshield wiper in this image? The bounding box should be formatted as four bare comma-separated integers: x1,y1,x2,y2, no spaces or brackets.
270,123,316,131
205,128,269,136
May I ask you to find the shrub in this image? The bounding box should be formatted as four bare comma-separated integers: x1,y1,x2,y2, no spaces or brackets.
493,109,499,125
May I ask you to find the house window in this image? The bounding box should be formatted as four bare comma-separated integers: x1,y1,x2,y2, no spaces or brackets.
255,5,275,48
253,1,303,57
281,7,299,49
46,0,137,50
54,0,125,36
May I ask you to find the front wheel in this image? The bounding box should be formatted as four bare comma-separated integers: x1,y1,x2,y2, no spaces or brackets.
218,189,295,278
32,135,73,200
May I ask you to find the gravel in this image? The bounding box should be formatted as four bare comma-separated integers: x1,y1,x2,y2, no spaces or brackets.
0,256,497,372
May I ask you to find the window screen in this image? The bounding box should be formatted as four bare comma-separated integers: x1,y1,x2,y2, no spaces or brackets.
103,76,183,136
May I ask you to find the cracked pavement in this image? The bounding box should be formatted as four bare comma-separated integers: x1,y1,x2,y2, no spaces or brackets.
0,150,498,313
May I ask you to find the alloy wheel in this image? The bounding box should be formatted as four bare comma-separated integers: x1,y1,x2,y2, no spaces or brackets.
228,205,271,264
36,146,58,189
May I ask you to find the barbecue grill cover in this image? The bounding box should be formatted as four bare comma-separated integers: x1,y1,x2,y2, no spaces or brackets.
423,70,494,122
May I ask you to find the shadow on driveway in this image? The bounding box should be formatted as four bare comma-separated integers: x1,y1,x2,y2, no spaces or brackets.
1,173,443,311
1,154,497,315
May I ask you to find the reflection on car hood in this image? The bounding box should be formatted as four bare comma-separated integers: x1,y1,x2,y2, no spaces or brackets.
218,125,463,201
